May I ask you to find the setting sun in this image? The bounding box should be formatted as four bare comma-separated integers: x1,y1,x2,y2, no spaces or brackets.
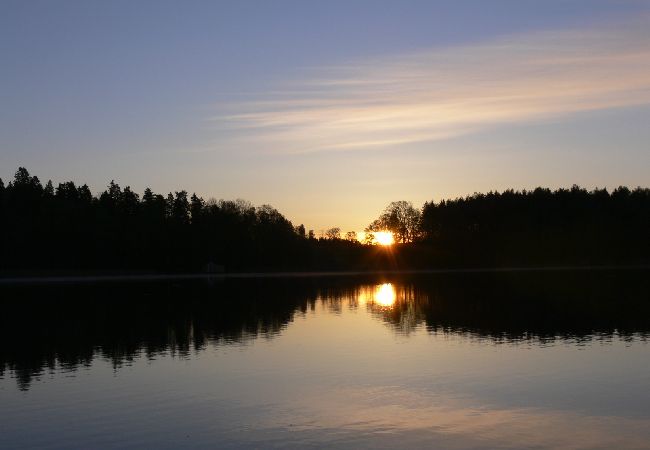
374,231,394,246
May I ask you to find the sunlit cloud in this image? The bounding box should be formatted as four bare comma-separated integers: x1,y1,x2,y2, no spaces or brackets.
212,16,650,154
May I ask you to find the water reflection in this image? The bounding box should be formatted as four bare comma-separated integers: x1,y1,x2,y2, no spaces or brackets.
1,270,649,391
2,271,650,450
356,283,427,334
368,283,397,308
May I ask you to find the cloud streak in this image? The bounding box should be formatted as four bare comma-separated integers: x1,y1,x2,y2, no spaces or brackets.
213,16,650,154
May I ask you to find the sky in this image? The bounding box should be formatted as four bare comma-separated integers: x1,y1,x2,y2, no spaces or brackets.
2,0,650,233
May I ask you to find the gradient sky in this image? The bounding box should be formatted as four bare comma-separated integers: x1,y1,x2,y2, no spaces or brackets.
2,1,650,233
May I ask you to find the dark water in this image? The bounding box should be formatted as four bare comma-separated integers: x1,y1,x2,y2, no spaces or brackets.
1,271,650,449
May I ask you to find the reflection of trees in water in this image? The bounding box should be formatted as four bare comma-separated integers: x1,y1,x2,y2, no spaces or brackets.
0,280,320,391
418,271,650,344
1,271,649,390
313,272,650,340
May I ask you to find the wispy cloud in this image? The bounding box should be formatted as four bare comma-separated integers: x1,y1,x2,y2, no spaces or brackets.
212,16,650,154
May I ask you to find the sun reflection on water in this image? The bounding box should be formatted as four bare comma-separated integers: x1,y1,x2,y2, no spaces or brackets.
357,283,398,309
374,283,397,307
353,283,427,334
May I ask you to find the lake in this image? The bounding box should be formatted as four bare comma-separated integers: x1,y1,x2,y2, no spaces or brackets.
1,270,649,449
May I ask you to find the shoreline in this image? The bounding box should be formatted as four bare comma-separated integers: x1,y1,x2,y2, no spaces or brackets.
1,264,648,285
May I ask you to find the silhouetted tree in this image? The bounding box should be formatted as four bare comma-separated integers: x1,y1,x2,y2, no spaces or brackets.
171,191,190,224
121,186,140,216
190,193,204,223
142,188,166,221
44,180,54,197
345,231,358,242
367,201,420,243
325,227,341,240
295,224,306,238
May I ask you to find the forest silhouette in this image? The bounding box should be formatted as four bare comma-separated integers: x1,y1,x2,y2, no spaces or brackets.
1,167,649,274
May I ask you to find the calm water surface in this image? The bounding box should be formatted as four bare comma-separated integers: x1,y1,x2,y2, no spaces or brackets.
1,271,650,449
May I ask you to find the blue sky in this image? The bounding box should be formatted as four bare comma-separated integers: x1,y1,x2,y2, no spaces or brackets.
2,1,650,232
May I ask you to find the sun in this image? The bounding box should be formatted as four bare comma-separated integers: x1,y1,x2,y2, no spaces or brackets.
374,231,394,246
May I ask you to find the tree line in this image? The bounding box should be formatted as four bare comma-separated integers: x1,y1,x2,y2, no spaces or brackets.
419,186,650,266
0,167,376,272
0,167,648,273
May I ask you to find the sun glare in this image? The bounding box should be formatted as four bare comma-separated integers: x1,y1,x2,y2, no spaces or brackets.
374,231,394,246
374,283,397,307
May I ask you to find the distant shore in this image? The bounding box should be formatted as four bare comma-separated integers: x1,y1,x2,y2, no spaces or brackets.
1,264,648,285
